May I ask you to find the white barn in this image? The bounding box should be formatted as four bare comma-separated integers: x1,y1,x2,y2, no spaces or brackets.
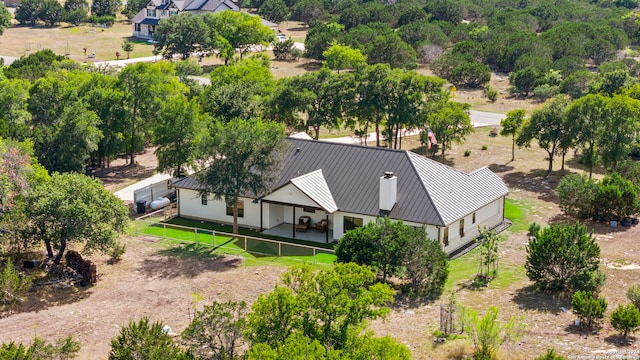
171,138,509,255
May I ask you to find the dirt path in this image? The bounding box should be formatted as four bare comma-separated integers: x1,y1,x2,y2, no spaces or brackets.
0,238,285,359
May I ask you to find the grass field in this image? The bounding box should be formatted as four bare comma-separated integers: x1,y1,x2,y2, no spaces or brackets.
0,21,156,61
134,218,337,267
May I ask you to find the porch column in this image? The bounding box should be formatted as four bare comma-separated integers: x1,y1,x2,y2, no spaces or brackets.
292,207,296,238
326,214,329,243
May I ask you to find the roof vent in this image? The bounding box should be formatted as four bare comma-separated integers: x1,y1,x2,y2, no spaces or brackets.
296,147,301,152
379,172,397,211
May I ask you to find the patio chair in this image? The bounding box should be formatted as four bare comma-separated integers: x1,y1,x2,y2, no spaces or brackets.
315,219,328,233
296,216,311,232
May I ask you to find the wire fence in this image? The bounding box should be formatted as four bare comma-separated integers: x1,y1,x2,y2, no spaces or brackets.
133,211,336,266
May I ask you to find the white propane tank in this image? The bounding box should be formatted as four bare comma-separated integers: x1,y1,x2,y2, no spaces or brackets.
150,197,171,210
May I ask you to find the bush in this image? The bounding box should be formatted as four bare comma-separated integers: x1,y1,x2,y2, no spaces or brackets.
626,284,640,309
109,317,190,359
535,348,566,360
0,336,81,359
0,258,32,306
572,290,607,329
556,173,597,219
481,145,488,150
273,39,300,62
87,15,115,26
483,84,498,102
533,84,559,102
464,149,471,156
592,173,639,221
610,304,640,338
525,223,601,292
528,222,541,237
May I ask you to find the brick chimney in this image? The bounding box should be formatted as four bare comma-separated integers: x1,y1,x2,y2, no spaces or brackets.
379,171,397,211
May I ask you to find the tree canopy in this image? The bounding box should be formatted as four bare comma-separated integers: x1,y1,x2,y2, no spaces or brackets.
19,172,129,265
195,118,288,234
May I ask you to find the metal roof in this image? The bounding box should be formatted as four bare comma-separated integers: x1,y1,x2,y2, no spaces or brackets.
140,18,160,25
290,169,338,213
173,138,509,227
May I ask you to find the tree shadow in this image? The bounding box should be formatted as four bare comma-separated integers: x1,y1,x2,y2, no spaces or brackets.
4,271,94,315
458,274,495,291
488,163,515,173
604,334,636,347
286,26,309,31
296,61,322,71
136,242,241,279
498,169,560,203
511,285,571,315
564,156,608,177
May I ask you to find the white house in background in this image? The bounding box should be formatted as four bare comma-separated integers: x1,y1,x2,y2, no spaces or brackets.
131,0,239,39
171,137,509,255
131,0,279,39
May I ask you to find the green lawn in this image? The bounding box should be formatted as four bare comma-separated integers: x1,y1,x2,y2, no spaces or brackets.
135,219,336,267
504,197,531,233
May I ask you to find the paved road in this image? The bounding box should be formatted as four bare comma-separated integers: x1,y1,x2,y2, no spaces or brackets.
322,110,506,145
469,110,506,127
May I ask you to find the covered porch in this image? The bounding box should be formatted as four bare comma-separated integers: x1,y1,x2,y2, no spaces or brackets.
262,223,335,244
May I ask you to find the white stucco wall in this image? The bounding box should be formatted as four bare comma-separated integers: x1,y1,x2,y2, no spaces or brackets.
441,197,504,253
263,184,320,208
177,189,261,228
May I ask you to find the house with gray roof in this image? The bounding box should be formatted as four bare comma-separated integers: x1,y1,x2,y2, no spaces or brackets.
171,138,509,255
131,0,239,39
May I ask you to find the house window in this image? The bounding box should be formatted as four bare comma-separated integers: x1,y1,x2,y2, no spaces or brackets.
303,207,316,213
226,200,244,218
161,10,168,17
147,8,156,17
443,227,449,246
343,216,363,232
201,194,207,206
472,212,476,224
459,219,465,237
169,10,178,16
134,23,141,32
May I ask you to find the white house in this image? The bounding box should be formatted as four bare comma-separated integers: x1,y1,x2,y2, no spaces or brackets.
131,0,239,39
131,0,279,39
171,138,509,255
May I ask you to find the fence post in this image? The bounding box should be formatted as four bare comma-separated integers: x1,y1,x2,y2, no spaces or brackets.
278,242,281,257
163,223,167,239
313,248,316,264
194,227,197,243
244,236,247,251
213,230,216,246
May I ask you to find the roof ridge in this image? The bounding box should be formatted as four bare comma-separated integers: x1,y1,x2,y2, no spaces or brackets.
405,151,445,226
288,138,409,154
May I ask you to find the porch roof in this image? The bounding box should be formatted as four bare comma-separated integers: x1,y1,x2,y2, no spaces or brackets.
289,170,338,213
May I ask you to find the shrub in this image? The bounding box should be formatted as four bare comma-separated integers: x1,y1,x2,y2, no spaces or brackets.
626,284,640,309
533,84,559,102
0,258,32,306
464,149,471,156
481,145,488,150
461,306,525,360
87,15,115,26
556,173,597,219
572,290,607,329
592,173,640,221
525,223,601,292
483,84,498,102
528,222,541,237
535,348,566,360
610,304,640,338
109,317,189,359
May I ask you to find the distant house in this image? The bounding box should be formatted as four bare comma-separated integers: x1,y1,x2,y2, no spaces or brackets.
172,138,509,255
131,0,239,39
